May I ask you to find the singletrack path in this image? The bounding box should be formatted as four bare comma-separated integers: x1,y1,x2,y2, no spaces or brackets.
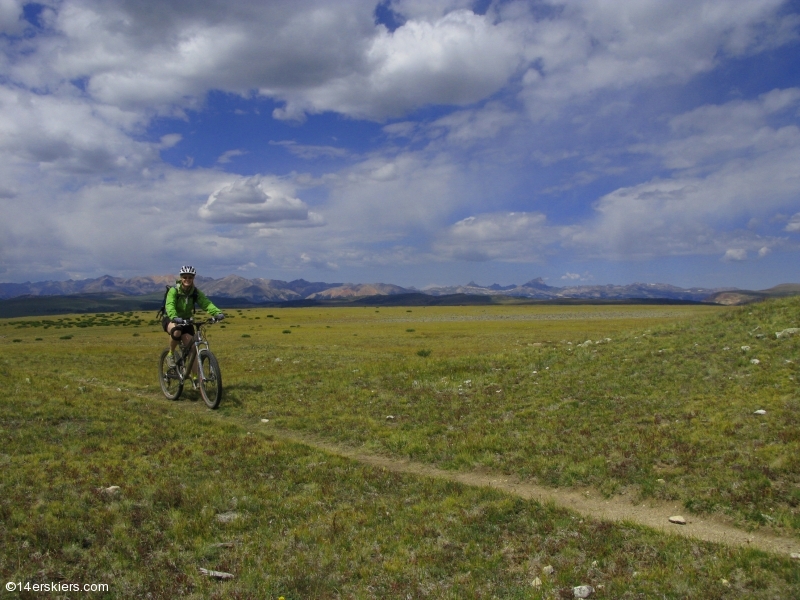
261,428,800,558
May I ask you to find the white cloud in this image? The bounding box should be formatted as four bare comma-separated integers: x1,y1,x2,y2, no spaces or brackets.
269,9,525,120
0,86,153,174
270,140,349,159
517,0,797,119
325,152,465,237
427,102,519,145
634,87,800,169
158,133,182,149
786,212,800,232
0,0,24,35
199,176,310,225
435,212,553,261
1,1,799,283
723,248,748,261
563,89,800,258
5,1,797,125
389,0,475,21
217,149,246,164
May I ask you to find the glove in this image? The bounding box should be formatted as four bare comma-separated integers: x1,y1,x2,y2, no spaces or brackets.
214,313,225,321
171,317,185,324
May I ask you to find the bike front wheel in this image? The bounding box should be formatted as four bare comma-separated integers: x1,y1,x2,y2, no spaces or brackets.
198,349,222,409
159,349,183,400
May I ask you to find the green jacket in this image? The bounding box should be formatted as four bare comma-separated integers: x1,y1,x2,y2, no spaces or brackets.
165,282,221,320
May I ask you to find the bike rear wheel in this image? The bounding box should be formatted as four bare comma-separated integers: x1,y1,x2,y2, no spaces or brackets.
159,349,183,400
198,349,222,409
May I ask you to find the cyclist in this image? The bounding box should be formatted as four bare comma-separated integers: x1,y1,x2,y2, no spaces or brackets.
163,266,224,367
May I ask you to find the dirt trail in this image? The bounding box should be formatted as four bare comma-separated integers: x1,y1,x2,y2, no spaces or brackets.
263,428,800,558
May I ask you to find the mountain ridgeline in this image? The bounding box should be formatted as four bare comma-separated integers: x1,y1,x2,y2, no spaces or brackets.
2,274,798,306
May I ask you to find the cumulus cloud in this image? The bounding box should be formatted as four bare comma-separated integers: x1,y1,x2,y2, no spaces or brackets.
517,0,797,119
0,86,153,174
1,0,799,282
199,176,311,225
564,89,800,259
269,9,525,120
634,87,800,169
435,212,553,261
723,248,748,261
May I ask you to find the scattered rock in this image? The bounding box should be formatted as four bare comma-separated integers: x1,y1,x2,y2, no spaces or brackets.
657,478,666,484
198,567,234,580
215,511,240,523
542,565,555,575
668,515,686,525
531,577,542,588
790,552,799,560
721,579,731,587
750,358,760,365
98,486,121,496
386,415,395,421
753,409,767,415
260,418,269,423
776,328,800,339
209,542,236,548
740,346,750,352
573,585,594,598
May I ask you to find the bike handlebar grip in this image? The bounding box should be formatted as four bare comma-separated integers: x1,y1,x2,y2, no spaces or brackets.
171,317,184,324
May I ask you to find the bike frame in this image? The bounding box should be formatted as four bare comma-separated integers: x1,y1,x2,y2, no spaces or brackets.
177,318,214,385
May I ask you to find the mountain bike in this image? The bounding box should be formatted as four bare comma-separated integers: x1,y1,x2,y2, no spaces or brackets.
158,317,223,409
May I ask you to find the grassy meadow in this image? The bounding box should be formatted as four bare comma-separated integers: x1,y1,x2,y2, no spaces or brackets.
1,300,799,597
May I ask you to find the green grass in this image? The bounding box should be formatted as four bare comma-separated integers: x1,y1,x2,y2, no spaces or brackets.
1,301,799,597
197,300,798,534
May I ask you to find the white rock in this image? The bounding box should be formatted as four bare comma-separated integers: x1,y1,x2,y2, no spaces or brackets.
754,409,767,415
776,328,800,339
531,577,542,588
573,585,594,598
198,567,234,580
542,565,555,575
790,552,800,560
668,515,686,525
261,418,269,423
741,346,750,351
215,511,240,523
750,358,760,364
386,415,395,420
99,485,121,495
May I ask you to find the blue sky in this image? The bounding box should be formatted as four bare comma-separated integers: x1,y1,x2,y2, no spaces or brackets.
1,0,799,289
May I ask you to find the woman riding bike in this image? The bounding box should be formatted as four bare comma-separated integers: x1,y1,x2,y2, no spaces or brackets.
163,266,224,367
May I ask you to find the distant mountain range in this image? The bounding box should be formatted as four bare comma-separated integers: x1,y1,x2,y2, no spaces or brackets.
2,274,798,305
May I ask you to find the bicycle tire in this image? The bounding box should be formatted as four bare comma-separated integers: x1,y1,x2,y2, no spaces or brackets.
159,349,183,400
198,349,222,409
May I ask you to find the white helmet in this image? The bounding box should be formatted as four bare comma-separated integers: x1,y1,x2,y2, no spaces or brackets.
179,265,196,276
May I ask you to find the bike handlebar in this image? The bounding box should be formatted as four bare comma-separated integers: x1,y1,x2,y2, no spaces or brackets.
173,317,218,325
